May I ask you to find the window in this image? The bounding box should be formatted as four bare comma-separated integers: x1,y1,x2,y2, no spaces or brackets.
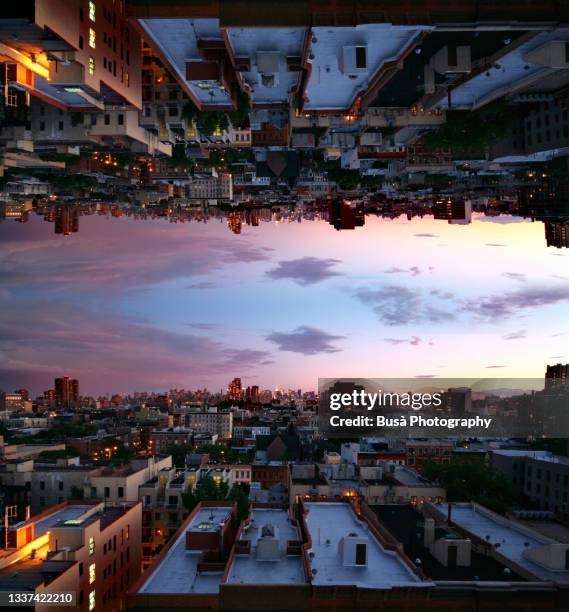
89,28,96,49
89,590,95,611
89,1,96,22
89,563,96,584
89,536,95,556
79,562,84,576
58,121,64,131
126,525,129,540
125,71,130,87
79,35,84,50
89,57,95,76
117,114,124,126
104,485,110,496
40,481,45,490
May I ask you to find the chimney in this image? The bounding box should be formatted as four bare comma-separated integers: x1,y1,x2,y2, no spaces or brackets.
424,518,435,548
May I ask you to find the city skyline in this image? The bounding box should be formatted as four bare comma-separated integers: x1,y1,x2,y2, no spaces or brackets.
1,208,568,396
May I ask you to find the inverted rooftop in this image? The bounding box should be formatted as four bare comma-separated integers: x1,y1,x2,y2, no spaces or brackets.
304,25,428,111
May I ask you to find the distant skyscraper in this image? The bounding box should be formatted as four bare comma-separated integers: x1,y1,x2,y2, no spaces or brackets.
545,364,569,390
228,377,242,401
55,376,79,408
54,205,79,236
545,221,569,249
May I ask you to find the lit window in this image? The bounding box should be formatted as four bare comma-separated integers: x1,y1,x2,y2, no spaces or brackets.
89,536,95,556
89,1,96,22
89,57,95,76
125,525,129,540
125,71,130,87
89,563,96,584
89,590,95,611
89,28,96,49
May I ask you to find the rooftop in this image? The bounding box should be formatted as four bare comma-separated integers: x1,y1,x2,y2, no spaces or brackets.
137,18,233,109
438,503,569,584
436,29,569,110
226,508,306,585
304,25,428,111
138,506,232,594
493,450,569,466
303,502,430,589
374,505,525,582
225,28,306,105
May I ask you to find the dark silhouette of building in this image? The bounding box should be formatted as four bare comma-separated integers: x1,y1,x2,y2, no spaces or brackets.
54,376,79,408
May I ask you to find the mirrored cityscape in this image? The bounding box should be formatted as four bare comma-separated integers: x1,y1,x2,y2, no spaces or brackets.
2,1,569,611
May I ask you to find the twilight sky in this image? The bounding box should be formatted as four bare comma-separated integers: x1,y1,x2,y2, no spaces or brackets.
0,211,568,396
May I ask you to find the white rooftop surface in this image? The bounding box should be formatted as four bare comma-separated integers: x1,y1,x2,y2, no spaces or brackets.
440,29,569,110
304,502,430,589
440,503,569,583
138,18,233,107
225,28,306,105
226,508,306,584
33,505,93,537
139,507,232,594
493,450,569,465
305,25,427,110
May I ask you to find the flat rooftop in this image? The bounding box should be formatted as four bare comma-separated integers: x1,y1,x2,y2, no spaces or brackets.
226,508,305,585
137,18,233,108
493,450,569,466
138,506,232,594
29,504,94,538
304,25,427,111
225,28,306,105
439,503,569,584
304,502,431,589
438,30,569,110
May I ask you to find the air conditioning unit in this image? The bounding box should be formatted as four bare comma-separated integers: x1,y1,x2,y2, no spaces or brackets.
340,46,368,75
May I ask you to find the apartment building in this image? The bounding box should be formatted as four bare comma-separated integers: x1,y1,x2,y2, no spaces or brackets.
0,500,141,612
184,409,233,439
0,0,142,112
85,455,173,503
491,450,569,513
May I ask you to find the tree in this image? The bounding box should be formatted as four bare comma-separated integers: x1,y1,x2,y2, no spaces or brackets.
167,443,193,468
229,484,249,521
70,485,84,500
423,461,518,514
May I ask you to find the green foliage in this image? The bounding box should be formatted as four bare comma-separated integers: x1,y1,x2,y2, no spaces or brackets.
529,438,569,456
181,476,229,511
70,485,84,500
38,449,77,460
229,484,250,521
228,91,250,128
168,143,193,169
324,161,360,190
360,174,384,189
167,443,194,468
424,99,520,160
49,173,98,191
70,112,84,127
423,461,519,514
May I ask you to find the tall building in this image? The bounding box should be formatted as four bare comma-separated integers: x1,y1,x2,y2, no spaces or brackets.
545,363,569,390
55,376,79,408
0,0,142,113
0,500,142,612
54,205,80,236
228,377,242,401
